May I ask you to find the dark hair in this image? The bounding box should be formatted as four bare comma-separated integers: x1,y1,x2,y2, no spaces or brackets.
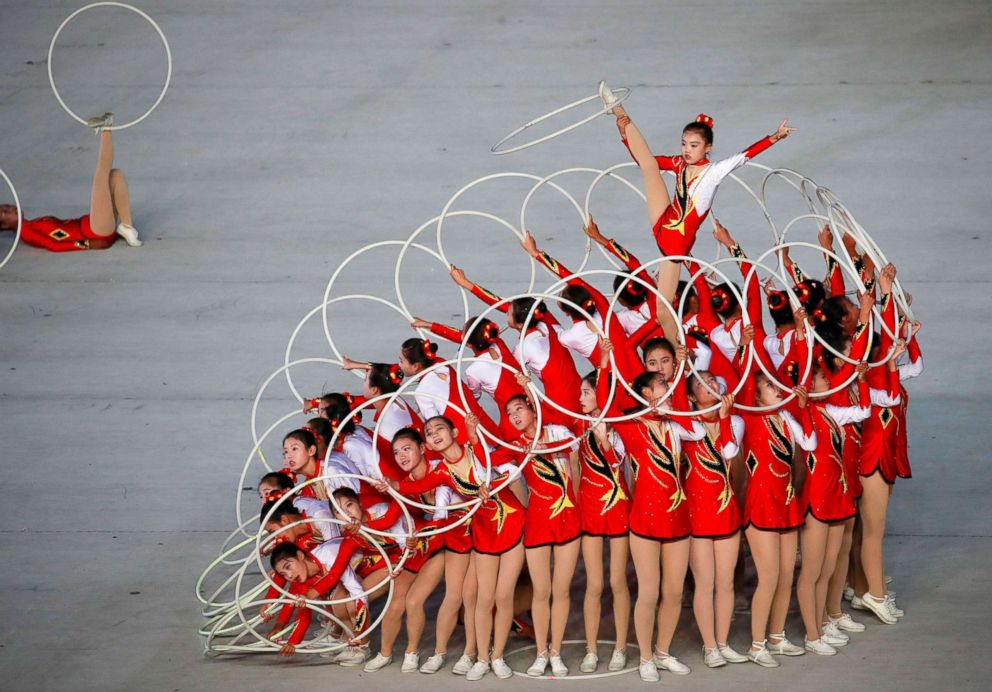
633,370,665,396
821,295,855,327
261,500,302,526
820,330,851,374
560,284,597,320
423,415,455,431
710,283,740,318
682,119,714,145
582,369,598,388
259,471,295,491
767,290,794,328
283,428,317,450
401,338,440,369
367,362,404,394
613,273,647,308
465,318,500,352
675,280,697,308
504,393,532,412
796,279,826,311
322,393,357,435
392,426,423,446
510,297,547,326
306,417,332,446
270,541,304,569
642,336,676,358
330,486,360,510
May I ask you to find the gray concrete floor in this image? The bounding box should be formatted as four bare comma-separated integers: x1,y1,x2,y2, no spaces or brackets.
1,1,990,690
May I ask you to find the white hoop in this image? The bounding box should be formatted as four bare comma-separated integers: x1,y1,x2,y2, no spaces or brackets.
0,167,22,270
48,2,172,131
490,87,631,155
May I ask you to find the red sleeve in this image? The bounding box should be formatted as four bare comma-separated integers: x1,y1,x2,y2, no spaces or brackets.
604,237,642,273
785,260,805,286
739,371,757,408
686,260,720,333
470,283,509,314
366,502,403,532
310,539,359,597
828,321,868,395
286,591,314,645
731,247,763,328
857,378,870,407
669,373,692,412
596,366,624,417
396,466,450,495
263,573,288,604
908,334,921,362
343,392,368,409
620,137,679,171
717,416,733,448
878,292,896,353
799,404,814,438
826,256,846,297
742,136,775,160
430,322,464,344
630,320,662,352
886,366,900,399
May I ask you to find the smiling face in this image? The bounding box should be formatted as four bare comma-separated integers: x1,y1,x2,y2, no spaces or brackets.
645,346,675,379
423,418,456,452
681,131,712,165
505,398,536,432
282,438,315,472
392,436,425,474
398,351,419,377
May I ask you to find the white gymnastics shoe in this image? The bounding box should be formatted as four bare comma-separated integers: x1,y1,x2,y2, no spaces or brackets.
767,632,805,656
607,648,627,671
598,80,619,110
638,659,660,682
116,222,142,247
363,652,393,672
526,652,548,677
86,112,113,131
401,651,420,672
830,612,866,632
804,638,837,656
747,641,780,668
718,644,748,663
579,650,598,673
491,657,513,679
452,653,476,675
419,651,445,673
653,651,690,675
703,647,727,668
465,660,490,681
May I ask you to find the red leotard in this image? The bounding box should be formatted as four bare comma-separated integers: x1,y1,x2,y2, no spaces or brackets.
683,415,744,538
395,445,525,555
622,136,777,256
576,420,631,537
19,214,116,252
512,425,582,548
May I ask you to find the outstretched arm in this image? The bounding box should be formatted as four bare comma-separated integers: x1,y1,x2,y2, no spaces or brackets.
450,264,509,314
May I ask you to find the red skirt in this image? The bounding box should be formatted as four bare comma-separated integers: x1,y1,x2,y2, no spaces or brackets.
802,452,856,523
684,458,742,538
470,492,525,555
578,471,630,537
742,450,804,531
628,458,691,541
841,424,863,500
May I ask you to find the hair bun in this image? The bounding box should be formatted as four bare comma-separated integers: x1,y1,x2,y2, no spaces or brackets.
696,113,714,128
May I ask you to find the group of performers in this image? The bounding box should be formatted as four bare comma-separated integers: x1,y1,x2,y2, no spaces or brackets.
252,85,922,681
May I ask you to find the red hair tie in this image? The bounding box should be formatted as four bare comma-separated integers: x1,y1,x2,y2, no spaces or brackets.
767,290,787,311
812,308,827,324
532,304,546,320
267,489,286,503
482,322,500,344
711,289,731,312
388,363,404,385
696,113,714,128
421,339,440,363
583,298,596,312
342,392,354,407
300,425,315,437
624,281,645,296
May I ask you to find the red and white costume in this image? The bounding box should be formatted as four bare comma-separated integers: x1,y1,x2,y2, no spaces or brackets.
511,424,582,548
575,420,631,537
683,415,745,538
19,214,116,252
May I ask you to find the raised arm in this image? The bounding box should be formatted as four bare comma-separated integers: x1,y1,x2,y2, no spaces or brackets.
450,264,508,314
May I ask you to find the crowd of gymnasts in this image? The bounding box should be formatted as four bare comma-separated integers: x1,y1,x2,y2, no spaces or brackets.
251,85,922,681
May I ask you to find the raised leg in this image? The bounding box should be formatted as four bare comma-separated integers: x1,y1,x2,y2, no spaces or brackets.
88,131,116,236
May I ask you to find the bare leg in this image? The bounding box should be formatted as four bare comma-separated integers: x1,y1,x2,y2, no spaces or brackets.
88,131,116,236
581,536,605,652
826,518,855,617
655,537,691,655
609,535,631,652
714,533,741,646
850,517,868,596
526,546,552,656
815,524,845,629
550,540,581,654
109,168,134,227
612,105,671,224
462,555,479,658
746,527,781,643
797,517,828,641
434,551,470,655
690,537,717,649
491,543,526,660
768,529,799,638
629,534,661,663
860,473,891,597
378,571,415,657
405,554,445,654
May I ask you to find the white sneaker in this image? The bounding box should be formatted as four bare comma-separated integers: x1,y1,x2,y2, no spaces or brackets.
363,653,393,672
851,594,869,612
86,112,113,131
452,654,476,675
638,659,660,682
747,642,780,668
718,644,748,663
767,633,805,656
804,638,837,656
336,645,370,666
526,653,548,677
465,660,490,681
549,653,568,677
830,612,866,632
861,593,898,624
419,652,445,673
491,657,514,679
401,651,420,672
598,80,619,110
579,650,598,673
607,649,627,671
115,222,142,247
653,652,690,675
885,594,905,618
821,622,850,646
703,647,727,668
843,585,855,602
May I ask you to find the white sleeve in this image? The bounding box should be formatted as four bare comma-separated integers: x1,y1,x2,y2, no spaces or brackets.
780,410,817,451
710,326,738,362
432,484,452,521
721,415,745,459
674,418,706,442
341,437,382,481
869,388,902,408
898,355,924,381
463,365,485,398
517,331,552,376
825,403,871,426
692,342,712,372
